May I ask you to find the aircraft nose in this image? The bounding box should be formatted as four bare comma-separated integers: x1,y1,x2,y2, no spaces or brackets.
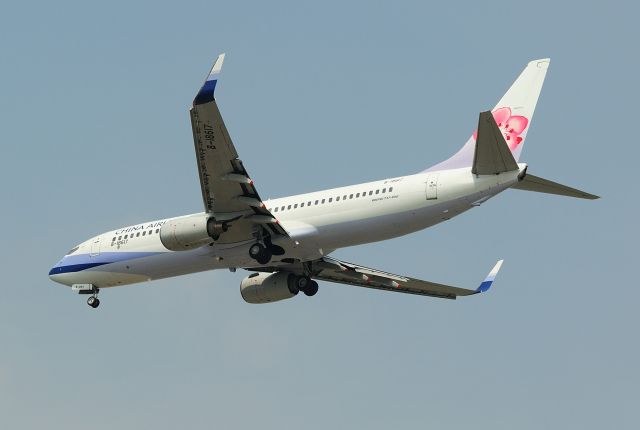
48,260,68,285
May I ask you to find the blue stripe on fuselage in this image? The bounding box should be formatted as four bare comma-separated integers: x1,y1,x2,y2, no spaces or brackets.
49,252,163,275
49,262,109,275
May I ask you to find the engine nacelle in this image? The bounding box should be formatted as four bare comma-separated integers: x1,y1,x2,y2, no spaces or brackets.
159,214,222,251
240,272,299,304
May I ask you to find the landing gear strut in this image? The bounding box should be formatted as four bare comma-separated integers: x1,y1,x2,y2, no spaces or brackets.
249,242,272,265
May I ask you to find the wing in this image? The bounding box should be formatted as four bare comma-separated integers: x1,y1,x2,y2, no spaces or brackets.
313,257,503,299
190,54,289,243
255,257,504,300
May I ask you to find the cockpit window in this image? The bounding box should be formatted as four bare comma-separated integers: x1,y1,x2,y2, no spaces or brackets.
67,246,80,255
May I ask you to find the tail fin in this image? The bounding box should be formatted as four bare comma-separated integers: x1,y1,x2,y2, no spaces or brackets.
425,59,550,172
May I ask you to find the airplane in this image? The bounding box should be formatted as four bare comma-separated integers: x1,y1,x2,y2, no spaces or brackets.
48,55,598,308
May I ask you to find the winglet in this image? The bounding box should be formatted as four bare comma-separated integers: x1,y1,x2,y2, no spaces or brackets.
476,260,504,293
194,53,225,106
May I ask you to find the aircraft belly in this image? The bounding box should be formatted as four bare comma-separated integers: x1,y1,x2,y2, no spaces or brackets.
77,247,226,287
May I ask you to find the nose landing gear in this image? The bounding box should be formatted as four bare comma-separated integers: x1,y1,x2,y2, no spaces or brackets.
76,285,100,309
87,295,100,308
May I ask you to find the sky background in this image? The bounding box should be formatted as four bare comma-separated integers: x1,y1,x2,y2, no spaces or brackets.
1,1,638,428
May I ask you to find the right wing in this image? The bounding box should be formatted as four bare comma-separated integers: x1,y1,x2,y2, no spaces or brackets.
312,257,504,299
256,257,504,300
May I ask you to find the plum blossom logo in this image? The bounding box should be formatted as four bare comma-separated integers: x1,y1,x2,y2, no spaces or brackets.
473,107,529,151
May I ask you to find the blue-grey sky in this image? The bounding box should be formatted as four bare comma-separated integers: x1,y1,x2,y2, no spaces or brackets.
1,1,637,428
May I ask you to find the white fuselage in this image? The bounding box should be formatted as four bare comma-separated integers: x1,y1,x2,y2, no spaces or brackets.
48,166,524,288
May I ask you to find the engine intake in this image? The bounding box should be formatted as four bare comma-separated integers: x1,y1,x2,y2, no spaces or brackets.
240,272,299,304
159,214,221,251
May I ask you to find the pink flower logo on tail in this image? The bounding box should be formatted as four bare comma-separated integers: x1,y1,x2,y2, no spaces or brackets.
473,107,529,151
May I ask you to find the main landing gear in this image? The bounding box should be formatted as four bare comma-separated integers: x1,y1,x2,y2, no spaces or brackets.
290,275,319,297
249,242,272,265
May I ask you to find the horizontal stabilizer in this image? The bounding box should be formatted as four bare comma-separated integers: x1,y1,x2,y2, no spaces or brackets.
472,111,519,175
512,173,599,200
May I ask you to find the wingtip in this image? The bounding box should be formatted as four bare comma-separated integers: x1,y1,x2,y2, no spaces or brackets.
476,259,504,293
210,53,225,76
194,52,226,106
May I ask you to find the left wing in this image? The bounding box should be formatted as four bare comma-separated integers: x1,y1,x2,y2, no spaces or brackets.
190,54,289,243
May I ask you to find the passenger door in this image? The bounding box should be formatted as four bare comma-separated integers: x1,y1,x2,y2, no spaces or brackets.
90,237,101,257
426,174,439,200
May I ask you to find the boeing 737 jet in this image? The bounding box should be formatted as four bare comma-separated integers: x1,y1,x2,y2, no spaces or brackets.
49,55,598,308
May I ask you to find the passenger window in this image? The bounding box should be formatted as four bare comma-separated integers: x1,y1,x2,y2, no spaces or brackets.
349,194,353,199
294,204,298,209
155,229,160,233
118,236,122,240
356,193,360,198
382,188,386,193
124,235,128,239
274,207,279,212
112,237,115,242
308,201,311,206
336,196,340,201
137,232,140,237
375,190,379,194
369,191,373,196
301,202,305,207
315,200,319,205
343,195,347,200
329,198,333,203
143,231,146,236
389,187,393,192
287,205,291,210
281,206,285,211
321,199,325,204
